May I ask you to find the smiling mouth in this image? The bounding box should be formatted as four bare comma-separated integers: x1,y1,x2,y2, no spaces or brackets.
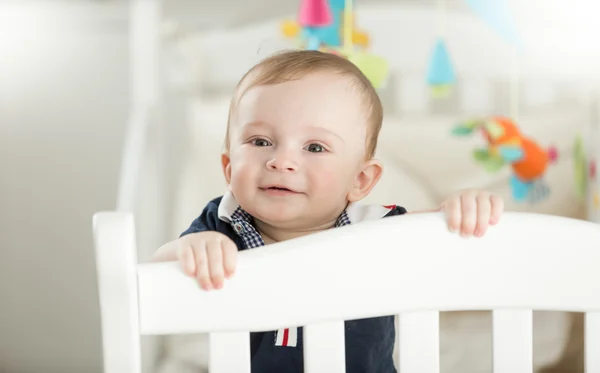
261,186,298,194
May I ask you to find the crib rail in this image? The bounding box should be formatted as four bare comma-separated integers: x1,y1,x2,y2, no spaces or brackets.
93,211,600,373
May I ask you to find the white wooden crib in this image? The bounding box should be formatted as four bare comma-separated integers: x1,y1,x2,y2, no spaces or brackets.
92,211,600,373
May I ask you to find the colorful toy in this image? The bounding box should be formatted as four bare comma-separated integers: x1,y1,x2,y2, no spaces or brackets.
427,39,455,97
427,0,455,97
452,117,558,204
573,135,599,208
279,0,389,89
574,135,588,200
299,0,333,27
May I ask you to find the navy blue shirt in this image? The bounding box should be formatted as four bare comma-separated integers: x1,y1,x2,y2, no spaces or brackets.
181,195,407,373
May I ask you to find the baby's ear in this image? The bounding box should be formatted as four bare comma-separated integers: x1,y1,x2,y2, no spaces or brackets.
347,159,383,203
221,153,232,185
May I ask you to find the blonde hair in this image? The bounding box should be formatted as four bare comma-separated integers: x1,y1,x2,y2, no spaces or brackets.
224,50,383,159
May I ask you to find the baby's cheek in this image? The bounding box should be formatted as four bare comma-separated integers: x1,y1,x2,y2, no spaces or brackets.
229,158,253,185
230,150,254,172
311,162,347,190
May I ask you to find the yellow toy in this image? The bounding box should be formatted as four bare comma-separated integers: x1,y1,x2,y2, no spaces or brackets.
281,21,300,38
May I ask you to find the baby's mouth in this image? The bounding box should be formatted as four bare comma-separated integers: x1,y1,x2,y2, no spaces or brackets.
268,186,290,191
260,185,299,194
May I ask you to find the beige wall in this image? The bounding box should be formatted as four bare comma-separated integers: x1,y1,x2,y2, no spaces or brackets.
0,3,128,372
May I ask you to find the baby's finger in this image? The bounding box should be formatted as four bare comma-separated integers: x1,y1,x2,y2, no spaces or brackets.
222,239,238,279
207,239,225,290
193,244,211,290
443,198,461,233
474,192,491,237
177,244,196,277
460,191,477,236
489,194,504,225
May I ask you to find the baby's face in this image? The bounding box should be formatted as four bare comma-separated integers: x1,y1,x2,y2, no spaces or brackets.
223,72,374,230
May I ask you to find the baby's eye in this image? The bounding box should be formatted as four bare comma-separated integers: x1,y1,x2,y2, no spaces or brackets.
305,143,326,153
251,138,272,147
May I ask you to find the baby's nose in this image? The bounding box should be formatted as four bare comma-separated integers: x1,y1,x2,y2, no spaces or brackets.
266,153,298,172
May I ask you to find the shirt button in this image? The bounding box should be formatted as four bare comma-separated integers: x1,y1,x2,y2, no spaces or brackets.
233,222,245,234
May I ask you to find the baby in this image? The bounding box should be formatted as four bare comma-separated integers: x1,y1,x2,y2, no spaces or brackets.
152,50,504,373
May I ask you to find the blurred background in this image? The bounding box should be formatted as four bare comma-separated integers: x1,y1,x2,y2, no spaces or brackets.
2,0,600,372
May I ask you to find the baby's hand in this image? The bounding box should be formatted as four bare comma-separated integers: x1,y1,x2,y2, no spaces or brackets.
176,231,238,290
440,189,504,237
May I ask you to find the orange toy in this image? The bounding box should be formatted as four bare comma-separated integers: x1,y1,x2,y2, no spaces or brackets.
453,116,558,203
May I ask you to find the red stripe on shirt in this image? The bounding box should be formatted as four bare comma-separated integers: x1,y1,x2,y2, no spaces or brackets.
282,328,289,346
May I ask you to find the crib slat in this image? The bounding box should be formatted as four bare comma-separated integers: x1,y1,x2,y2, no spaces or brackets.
492,310,532,373
209,332,251,373
304,321,346,373
397,311,440,373
585,312,600,372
